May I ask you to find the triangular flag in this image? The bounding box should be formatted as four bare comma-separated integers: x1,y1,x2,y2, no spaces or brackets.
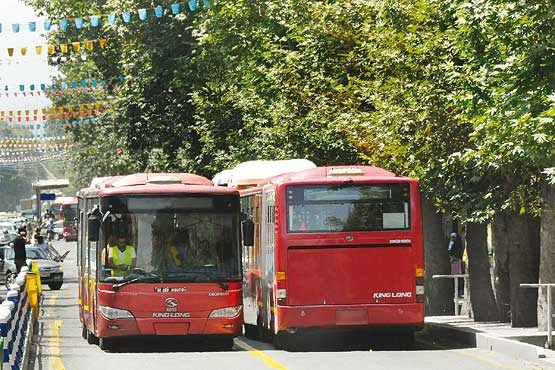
35,45,43,55
99,39,107,48
122,12,132,23
188,0,196,11
7,48,14,57
203,0,211,8
20,47,28,56
44,20,52,31
75,18,84,29
48,45,55,54
154,6,163,18
28,22,36,32
85,40,93,51
60,43,68,53
172,3,182,14
59,19,68,31
72,42,80,52
0,24,2,33
138,9,148,20
108,14,116,25
90,15,100,27
12,24,20,33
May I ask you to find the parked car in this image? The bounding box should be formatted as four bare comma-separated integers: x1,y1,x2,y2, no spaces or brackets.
0,245,64,290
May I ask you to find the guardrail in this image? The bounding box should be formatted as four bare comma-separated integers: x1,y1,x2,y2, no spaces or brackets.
0,266,40,370
520,283,555,349
433,274,470,316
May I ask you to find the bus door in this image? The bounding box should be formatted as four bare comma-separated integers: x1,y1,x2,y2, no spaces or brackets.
260,187,276,330
87,198,99,334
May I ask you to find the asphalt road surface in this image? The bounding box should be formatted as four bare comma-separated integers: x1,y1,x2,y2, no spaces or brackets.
27,241,546,370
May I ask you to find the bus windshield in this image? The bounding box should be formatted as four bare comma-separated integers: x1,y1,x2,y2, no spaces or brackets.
99,195,241,283
287,183,411,232
62,204,77,226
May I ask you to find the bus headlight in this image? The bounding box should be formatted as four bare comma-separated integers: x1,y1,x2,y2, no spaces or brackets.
209,305,242,318
99,305,134,320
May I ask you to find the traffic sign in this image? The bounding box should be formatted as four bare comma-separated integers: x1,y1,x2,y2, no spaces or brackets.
40,193,56,201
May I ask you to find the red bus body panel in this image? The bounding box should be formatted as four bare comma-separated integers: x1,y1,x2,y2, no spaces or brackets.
95,282,242,337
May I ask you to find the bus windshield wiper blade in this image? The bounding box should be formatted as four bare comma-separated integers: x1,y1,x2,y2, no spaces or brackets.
112,273,161,291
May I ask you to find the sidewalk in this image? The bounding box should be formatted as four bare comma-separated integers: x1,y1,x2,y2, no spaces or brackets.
426,316,555,368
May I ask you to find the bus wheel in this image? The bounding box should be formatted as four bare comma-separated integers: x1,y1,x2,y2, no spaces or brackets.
86,330,99,345
99,337,115,351
244,324,259,340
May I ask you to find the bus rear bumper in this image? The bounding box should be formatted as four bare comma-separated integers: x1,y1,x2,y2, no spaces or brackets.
276,303,424,332
97,315,242,338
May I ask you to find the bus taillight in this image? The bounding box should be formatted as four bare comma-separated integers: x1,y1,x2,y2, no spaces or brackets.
416,268,425,303
276,271,286,305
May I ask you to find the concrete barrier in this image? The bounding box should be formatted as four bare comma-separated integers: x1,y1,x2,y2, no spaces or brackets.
0,267,39,370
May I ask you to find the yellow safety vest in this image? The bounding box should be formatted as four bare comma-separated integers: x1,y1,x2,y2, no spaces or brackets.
110,245,134,276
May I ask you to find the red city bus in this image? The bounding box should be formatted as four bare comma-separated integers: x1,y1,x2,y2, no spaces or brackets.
235,164,424,348
77,173,243,350
60,198,78,241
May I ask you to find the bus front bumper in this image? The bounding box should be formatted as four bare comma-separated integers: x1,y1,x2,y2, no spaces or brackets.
96,315,243,338
275,303,424,333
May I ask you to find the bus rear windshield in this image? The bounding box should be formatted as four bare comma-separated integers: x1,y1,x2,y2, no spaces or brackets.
287,183,411,232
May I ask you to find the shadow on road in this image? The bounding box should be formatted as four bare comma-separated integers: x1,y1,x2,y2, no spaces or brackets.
101,336,236,353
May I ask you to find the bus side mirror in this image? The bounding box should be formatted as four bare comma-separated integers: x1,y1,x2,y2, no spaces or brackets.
242,219,254,247
87,207,102,242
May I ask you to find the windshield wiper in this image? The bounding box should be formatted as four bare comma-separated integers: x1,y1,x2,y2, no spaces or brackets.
112,273,161,291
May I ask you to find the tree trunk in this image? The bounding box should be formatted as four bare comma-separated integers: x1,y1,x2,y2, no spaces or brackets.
538,182,555,330
492,215,511,322
508,214,540,327
422,199,452,315
466,223,498,321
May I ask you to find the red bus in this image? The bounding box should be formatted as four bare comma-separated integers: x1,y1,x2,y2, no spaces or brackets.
77,173,243,350
60,198,78,241
235,164,424,348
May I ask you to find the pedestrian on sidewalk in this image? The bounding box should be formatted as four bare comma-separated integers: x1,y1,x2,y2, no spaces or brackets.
13,227,27,273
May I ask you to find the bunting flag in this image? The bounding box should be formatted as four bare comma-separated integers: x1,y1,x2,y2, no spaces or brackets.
0,1,211,34
0,79,112,92
0,118,99,131
0,103,106,119
4,37,112,58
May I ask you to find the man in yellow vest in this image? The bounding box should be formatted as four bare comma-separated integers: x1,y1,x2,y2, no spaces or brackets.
108,236,136,277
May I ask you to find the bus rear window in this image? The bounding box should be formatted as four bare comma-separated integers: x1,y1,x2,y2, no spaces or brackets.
287,183,411,232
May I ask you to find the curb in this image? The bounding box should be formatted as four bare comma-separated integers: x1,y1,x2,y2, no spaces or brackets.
425,322,555,366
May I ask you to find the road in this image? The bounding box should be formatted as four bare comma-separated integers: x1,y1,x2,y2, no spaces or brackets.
27,240,545,370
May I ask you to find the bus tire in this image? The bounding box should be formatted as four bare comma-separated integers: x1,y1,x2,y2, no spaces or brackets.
48,282,63,290
86,330,98,345
244,324,259,340
99,337,115,351
273,332,288,350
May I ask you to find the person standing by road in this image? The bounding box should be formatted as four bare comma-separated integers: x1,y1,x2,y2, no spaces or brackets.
13,227,28,273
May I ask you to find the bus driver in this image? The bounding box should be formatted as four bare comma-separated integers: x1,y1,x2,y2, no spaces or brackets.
108,236,136,277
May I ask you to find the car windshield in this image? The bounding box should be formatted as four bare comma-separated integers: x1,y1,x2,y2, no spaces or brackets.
5,247,49,260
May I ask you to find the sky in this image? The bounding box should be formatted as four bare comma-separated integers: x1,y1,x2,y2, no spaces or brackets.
0,0,57,111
